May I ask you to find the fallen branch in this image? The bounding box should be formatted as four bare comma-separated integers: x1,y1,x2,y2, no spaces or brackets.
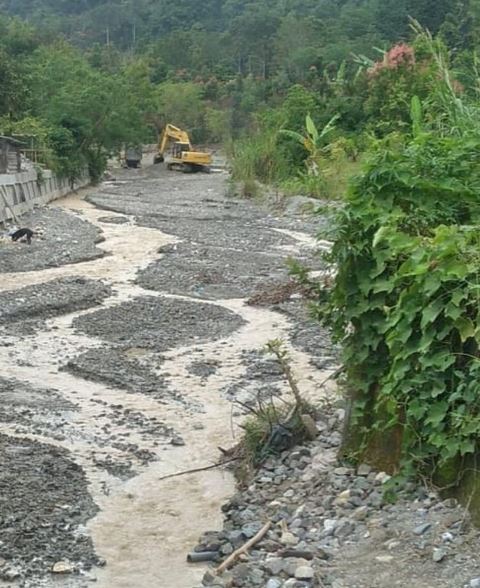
158,457,238,482
215,521,272,575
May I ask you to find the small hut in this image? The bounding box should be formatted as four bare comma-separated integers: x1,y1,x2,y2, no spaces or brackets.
0,136,24,174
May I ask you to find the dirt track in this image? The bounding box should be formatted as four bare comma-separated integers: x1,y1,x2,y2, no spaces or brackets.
0,163,334,587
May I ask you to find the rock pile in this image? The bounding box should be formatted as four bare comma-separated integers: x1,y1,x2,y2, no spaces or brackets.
191,407,480,588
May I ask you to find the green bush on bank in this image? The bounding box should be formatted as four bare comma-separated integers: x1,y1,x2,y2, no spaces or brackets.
314,30,480,484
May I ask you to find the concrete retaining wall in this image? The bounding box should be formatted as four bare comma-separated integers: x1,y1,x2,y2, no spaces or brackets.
0,168,89,224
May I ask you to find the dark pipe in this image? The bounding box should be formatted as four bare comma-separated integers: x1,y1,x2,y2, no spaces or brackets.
187,551,219,563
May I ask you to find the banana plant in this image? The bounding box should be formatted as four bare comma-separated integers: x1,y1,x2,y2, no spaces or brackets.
279,113,339,176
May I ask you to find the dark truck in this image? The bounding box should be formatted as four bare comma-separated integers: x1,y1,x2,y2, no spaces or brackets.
124,146,142,169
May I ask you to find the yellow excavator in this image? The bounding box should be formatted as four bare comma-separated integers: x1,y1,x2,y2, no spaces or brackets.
154,123,212,172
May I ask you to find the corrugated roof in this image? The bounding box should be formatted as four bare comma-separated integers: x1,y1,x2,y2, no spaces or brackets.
0,136,25,145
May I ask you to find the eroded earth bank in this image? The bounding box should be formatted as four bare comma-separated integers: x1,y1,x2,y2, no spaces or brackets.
1,163,479,588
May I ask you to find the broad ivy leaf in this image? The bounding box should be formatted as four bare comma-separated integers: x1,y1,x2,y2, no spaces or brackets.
425,401,449,427
455,317,475,342
420,299,444,329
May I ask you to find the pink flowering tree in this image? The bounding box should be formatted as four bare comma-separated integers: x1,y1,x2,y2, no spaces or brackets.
363,43,436,135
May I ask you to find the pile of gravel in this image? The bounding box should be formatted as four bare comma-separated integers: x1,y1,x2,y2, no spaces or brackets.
0,377,77,442
0,277,112,336
0,208,105,273
97,215,130,225
0,434,101,583
72,295,245,351
63,346,172,402
137,243,288,300
191,408,480,588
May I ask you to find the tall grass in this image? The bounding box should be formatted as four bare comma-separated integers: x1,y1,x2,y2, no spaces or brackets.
229,127,293,197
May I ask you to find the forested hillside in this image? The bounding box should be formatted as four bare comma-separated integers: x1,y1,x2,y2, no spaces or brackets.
0,1,470,73
0,0,479,191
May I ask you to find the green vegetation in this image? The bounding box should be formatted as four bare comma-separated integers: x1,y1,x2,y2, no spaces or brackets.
1,1,480,187
299,29,480,492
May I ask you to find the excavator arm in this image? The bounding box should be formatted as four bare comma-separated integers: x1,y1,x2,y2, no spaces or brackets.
156,124,192,160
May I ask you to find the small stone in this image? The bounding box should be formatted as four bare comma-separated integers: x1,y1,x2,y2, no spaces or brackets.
441,498,458,508
300,414,318,440
441,532,454,543
227,530,245,548
334,467,350,476
295,565,315,580
231,563,250,582
220,542,233,555
202,570,216,585
323,519,338,532
281,531,299,546
352,506,369,521
264,558,283,575
171,437,185,446
471,580,480,588
375,555,394,563
433,548,446,563
250,568,264,584
375,472,391,484
334,520,354,538
266,580,282,588
357,464,372,476
413,522,432,536
2,569,20,581
52,561,73,574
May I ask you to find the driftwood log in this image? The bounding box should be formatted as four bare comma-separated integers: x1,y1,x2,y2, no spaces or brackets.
215,521,272,575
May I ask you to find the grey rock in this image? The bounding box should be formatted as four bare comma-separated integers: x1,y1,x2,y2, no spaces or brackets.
471,580,480,588
202,570,216,586
242,522,264,538
228,530,245,548
264,557,284,575
266,579,282,588
295,565,315,580
232,563,250,581
352,506,369,521
334,520,354,539
432,547,446,563
413,522,432,536
357,464,372,476
220,542,233,555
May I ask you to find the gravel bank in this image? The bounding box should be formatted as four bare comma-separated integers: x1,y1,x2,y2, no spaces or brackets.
0,434,101,585
63,346,179,403
192,407,480,588
0,377,77,442
137,242,289,300
71,295,245,351
0,208,105,273
0,277,112,335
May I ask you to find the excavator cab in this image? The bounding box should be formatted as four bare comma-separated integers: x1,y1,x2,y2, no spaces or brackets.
172,142,191,158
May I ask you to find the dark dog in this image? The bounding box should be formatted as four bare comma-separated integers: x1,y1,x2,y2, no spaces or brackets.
11,228,33,245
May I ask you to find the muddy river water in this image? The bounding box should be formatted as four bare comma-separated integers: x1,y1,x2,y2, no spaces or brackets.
0,163,334,587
